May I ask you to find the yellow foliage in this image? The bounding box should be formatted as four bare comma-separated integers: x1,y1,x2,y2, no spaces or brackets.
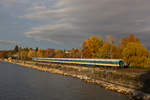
37,49,44,58
28,49,36,58
97,43,122,59
18,50,28,60
122,42,149,67
121,34,140,49
55,49,64,58
98,43,111,58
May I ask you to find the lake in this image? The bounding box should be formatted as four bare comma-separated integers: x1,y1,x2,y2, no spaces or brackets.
0,62,129,100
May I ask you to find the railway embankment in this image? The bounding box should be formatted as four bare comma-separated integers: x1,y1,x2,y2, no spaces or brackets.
7,60,150,100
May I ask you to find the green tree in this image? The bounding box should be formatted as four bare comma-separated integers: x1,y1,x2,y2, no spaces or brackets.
35,47,39,52
14,45,19,53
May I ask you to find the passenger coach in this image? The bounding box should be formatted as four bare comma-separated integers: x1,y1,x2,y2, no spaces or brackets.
32,58,126,68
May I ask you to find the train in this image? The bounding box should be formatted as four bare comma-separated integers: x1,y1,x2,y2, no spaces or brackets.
32,58,126,68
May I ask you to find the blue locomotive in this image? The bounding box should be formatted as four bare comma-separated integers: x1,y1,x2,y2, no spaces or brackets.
32,58,126,68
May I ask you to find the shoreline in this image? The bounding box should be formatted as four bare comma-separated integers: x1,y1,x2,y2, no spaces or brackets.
5,60,150,100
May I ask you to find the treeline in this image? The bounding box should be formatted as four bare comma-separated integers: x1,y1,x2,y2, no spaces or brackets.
82,34,150,68
0,46,81,60
0,34,150,68
17,48,81,60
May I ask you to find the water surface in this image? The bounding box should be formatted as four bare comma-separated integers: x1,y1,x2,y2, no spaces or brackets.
0,62,129,100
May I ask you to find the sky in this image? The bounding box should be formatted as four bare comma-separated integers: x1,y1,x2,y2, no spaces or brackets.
0,0,150,50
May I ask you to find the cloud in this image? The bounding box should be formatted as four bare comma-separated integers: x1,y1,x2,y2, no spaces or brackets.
22,0,150,48
0,40,20,45
0,0,28,7
25,24,92,46
0,0,17,6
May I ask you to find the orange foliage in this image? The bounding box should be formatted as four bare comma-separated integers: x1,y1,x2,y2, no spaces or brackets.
112,45,122,59
82,36,103,58
70,48,80,58
55,49,65,58
44,49,55,58
0,52,4,58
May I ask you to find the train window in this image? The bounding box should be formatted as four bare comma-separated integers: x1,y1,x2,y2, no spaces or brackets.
107,61,112,64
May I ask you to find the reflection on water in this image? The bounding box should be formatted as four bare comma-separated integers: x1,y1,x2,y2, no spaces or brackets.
0,62,129,100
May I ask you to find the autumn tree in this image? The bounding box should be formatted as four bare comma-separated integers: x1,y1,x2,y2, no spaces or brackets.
82,42,91,58
63,50,71,58
111,45,122,59
44,49,55,58
99,35,115,59
82,36,103,58
18,50,29,60
70,48,80,58
27,49,36,59
36,49,44,58
97,43,121,59
98,43,111,58
55,49,64,58
0,52,3,58
122,42,149,68
0,51,6,58
121,34,140,49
